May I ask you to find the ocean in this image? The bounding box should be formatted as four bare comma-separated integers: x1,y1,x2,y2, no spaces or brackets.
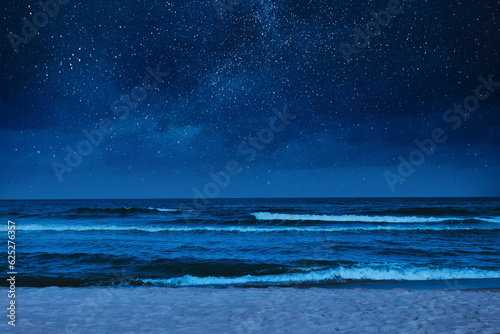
2,197,500,289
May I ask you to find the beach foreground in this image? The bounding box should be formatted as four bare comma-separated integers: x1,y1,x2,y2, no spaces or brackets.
2,287,499,333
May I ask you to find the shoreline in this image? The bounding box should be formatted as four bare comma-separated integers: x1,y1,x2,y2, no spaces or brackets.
6,277,500,290
2,287,499,333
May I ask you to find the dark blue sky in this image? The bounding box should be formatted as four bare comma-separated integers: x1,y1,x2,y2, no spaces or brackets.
1,0,499,199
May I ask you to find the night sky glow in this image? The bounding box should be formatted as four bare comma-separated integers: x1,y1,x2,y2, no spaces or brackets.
1,0,499,199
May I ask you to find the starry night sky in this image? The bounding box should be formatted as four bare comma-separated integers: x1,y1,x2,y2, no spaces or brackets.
1,0,499,199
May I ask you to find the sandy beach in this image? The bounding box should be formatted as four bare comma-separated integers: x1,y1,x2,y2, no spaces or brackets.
2,287,499,333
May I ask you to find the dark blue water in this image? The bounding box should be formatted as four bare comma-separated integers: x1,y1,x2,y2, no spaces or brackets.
2,198,500,288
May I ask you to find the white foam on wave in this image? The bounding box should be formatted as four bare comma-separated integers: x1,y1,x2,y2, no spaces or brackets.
141,265,500,286
148,207,177,212
15,224,497,233
252,212,496,223
483,217,500,223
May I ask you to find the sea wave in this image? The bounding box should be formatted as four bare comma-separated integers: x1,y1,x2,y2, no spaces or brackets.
252,212,500,223
362,207,478,217
16,224,499,233
68,207,178,214
7,264,500,287
152,208,178,212
141,265,500,286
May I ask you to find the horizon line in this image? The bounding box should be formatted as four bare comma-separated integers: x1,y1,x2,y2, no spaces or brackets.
0,196,499,201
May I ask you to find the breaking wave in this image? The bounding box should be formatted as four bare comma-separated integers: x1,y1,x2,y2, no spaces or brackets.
141,265,500,287
252,212,500,224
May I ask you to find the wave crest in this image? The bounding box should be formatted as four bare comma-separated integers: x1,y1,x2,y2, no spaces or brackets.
252,212,500,223
141,265,500,286
69,207,178,214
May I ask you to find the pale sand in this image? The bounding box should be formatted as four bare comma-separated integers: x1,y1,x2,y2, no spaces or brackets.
2,287,499,333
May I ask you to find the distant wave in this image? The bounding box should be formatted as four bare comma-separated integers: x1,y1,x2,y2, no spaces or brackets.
69,207,178,214
252,212,500,224
16,224,499,233
140,265,500,287
152,208,178,212
482,218,500,223
365,207,478,216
